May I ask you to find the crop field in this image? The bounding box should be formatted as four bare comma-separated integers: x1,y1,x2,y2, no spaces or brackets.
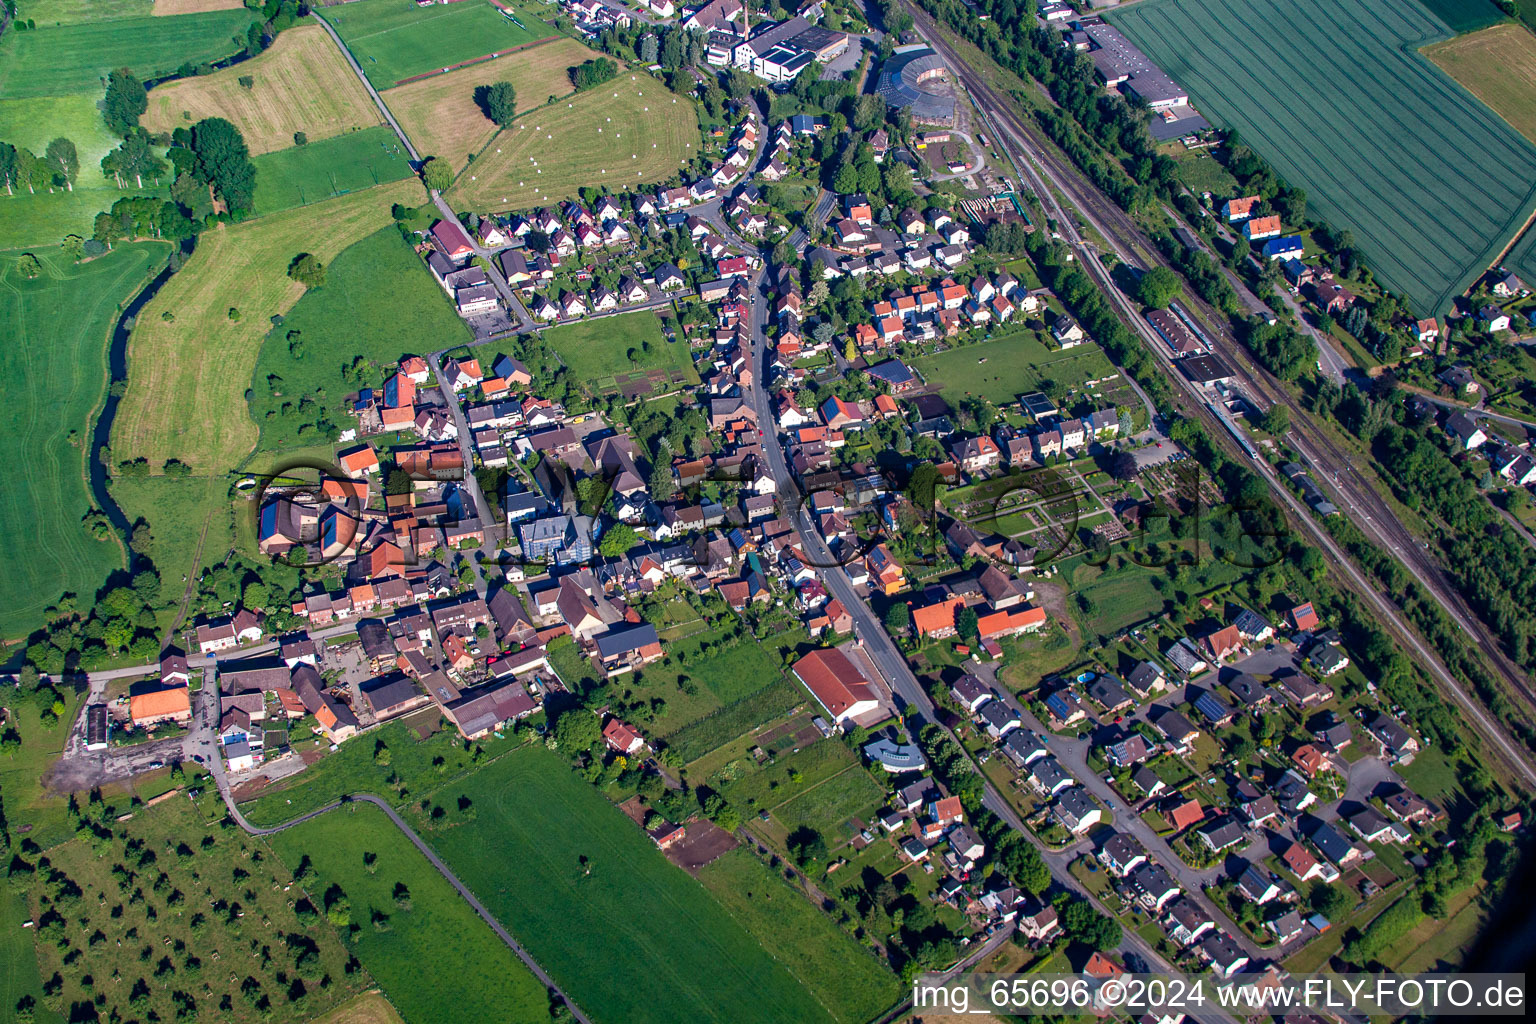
389,36,599,172
0,10,255,98
540,309,700,394
911,330,1116,406
0,243,165,638
412,745,847,1024
113,177,419,477
1412,0,1505,33
1111,0,1536,317
1426,24,1536,145
265,803,550,1024
27,793,366,1024
20,0,151,24
144,25,380,154
249,226,470,449
696,850,901,1024
325,0,540,90
447,73,699,210
251,125,414,213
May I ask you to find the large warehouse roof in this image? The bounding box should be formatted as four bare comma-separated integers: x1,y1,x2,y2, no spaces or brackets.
876,44,956,122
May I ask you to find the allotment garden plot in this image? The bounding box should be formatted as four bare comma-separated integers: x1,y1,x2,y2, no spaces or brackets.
1111,0,1536,317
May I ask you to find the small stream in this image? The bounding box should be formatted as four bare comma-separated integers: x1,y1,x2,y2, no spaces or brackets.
88,240,194,539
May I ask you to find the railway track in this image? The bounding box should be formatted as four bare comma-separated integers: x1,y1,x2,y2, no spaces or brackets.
906,2,1536,786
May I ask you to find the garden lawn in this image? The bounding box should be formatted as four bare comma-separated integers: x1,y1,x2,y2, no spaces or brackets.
389,36,599,173
27,793,364,1024
670,677,808,764
249,225,470,450
446,73,699,210
0,243,165,638
112,176,421,475
773,764,888,841
264,803,550,1024
143,25,381,154
911,330,1116,406
540,309,699,394
325,0,539,91
1110,0,1536,317
719,739,861,811
414,745,844,1024
1070,562,1168,636
0,9,255,98
252,125,414,214
695,849,901,1024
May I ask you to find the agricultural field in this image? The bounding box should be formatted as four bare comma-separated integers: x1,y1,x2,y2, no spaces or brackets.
307,992,406,1024
18,0,151,25
695,849,902,1024
389,36,600,173
540,308,700,395
0,9,256,98
249,226,469,449
143,25,381,154
1426,24,1536,146
112,177,420,476
25,793,366,1024
669,677,808,763
153,0,247,14
911,330,1117,406
325,0,541,91
1411,0,1506,33
447,73,699,210
251,125,414,213
264,803,551,1024
411,745,849,1024
1111,0,1536,317
0,243,166,639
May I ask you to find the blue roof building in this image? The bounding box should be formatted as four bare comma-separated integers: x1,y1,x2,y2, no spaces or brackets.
1261,235,1305,261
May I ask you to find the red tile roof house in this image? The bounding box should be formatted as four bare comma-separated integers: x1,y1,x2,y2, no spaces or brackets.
431,219,476,261
602,718,646,755
1203,624,1243,662
791,648,884,727
911,595,965,639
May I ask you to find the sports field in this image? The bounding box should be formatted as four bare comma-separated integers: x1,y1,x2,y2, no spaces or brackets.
911,329,1117,406
113,177,421,477
251,125,414,213
325,0,540,91
1111,0,1536,317
390,36,599,172
0,9,255,98
265,804,551,1024
0,243,165,638
446,73,699,209
144,25,380,154
413,745,851,1024
541,309,700,395
1425,24,1536,145
249,226,470,450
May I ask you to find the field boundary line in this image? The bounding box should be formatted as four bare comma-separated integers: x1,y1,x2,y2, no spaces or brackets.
388,34,560,87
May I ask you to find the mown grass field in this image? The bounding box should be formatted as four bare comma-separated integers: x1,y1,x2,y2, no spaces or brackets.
0,244,165,638
1111,0,1536,317
144,24,380,154
695,849,902,1024
27,793,365,1024
0,885,55,1024
0,185,170,250
773,764,888,841
911,329,1116,406
389,36,599,173
113,176,420,475
251,125,414,213
670,677,807,763
152,0,246,14
412,745,848,1024
325,0,540,90
0,691,82,855
0,9,255,98
447,73,699,210
540,309,698,394
1426,24,1536,146
249,226,470,450
19,0,151,24
265,803,551,1024
306,992,406,1024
